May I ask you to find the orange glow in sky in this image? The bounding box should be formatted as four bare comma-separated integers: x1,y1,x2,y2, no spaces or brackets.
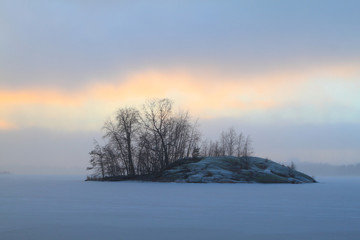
1,63,359,131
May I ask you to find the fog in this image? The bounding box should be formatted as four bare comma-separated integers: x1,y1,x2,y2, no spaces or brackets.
1,120,359,175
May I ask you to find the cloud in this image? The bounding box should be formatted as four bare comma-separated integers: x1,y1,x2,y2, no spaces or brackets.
1,62,359,131
0,120,17,130
1,0,360,89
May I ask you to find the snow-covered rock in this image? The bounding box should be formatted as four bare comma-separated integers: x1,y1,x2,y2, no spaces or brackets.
157,156,316,183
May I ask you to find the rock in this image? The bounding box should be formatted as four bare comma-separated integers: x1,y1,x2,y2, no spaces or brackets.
156,156,316,183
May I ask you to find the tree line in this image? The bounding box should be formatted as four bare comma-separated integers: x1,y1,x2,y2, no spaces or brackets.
87,98,252,179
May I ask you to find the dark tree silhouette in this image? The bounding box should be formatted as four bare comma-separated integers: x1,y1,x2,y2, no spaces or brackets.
87,99,253,179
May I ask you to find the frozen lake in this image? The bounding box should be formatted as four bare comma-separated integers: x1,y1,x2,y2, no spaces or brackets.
1,175,360,240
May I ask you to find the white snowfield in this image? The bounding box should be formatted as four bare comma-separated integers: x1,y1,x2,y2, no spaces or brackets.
1,175,360,240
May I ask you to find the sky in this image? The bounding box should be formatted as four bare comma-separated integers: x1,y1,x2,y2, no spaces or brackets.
1,0,360,174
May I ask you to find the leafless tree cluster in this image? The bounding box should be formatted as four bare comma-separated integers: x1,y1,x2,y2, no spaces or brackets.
87,99,254,179
87,98,201,178
200,127,253,158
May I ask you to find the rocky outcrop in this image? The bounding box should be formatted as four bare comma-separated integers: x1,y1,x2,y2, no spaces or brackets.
156,156,316,183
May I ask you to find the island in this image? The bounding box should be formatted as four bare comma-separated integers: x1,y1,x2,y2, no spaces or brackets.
100,156,316,183
87,99,316,184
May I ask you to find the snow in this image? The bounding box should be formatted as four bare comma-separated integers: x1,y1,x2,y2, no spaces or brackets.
161,156,315,183
1,175,360,240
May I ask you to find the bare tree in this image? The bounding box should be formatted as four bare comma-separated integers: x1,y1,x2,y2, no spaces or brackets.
202,129,253,158
243,135,253,159
200,139,209,157
221,127,237,156
220,131,226,156
102,143,123,177
102,119,129,174
115,107,140,176
141,98,173,169
185,119,201,158
87,141,105,179
235,132,244,157
168,111,190,160
208,140,222,157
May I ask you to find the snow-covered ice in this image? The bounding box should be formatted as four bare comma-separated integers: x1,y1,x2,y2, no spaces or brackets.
1,175,360,240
